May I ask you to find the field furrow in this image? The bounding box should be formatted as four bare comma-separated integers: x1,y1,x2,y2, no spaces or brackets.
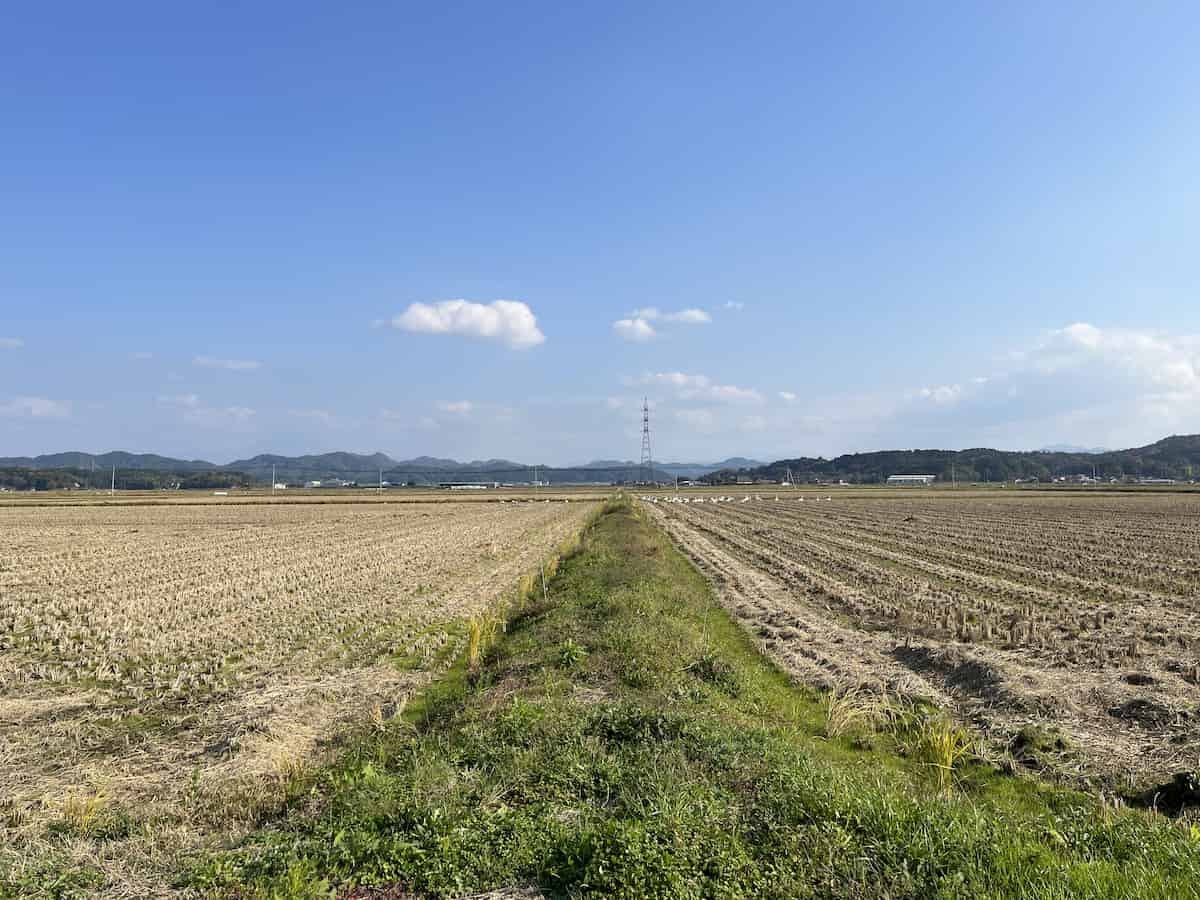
648,492,1200,784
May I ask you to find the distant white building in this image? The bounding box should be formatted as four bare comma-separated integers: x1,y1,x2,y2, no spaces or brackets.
887,474,936,486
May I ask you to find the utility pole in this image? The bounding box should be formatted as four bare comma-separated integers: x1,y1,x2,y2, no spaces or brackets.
272,464,276,495
110,465,115,495
951,460,957,489
378,467,383,495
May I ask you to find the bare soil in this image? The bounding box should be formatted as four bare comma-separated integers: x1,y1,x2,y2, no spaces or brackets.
647,492,1200,787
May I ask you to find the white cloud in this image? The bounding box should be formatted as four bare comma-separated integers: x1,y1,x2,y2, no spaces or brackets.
0,396,69,418
193,355,261,371
159,393,254,426
917,384,963,406
390,299,545,349
724,301,745,311
629,307,711,324
648,372,706,390
641,372,764,404
613,317,657,342
667,308,711,324
614,307,710,341
1031,322,1200,390
710,384,763,403
438,400,474,415
604,322,1200,462
0,337,23,350
855,322,1200,452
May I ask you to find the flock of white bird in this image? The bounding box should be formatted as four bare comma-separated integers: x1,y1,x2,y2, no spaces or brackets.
639,494,833,504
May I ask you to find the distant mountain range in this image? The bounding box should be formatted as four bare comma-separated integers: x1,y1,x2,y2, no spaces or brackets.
706,435,1200,484
0,450,689,485
8,437,1200,488
1037,444,1111,455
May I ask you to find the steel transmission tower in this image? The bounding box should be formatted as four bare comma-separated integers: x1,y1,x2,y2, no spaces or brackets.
639,398,653,484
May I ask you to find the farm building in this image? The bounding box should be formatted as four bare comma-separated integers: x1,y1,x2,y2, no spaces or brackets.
886,474,936,486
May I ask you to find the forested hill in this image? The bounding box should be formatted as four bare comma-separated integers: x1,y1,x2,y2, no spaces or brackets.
707,434,1200,484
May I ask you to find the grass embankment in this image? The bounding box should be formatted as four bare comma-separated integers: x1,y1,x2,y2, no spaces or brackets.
194,500,1200,898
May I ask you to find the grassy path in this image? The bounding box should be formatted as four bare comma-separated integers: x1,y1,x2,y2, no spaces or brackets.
193,499,1200,898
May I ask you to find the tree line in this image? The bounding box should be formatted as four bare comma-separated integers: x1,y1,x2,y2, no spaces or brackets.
0,467,253,492
703,435,1200,484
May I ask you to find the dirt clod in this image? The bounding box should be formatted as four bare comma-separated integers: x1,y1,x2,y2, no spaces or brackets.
1143,771,1200,814
1107,698,1177,729
1124,672,1157,686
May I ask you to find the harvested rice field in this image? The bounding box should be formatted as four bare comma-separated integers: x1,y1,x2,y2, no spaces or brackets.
648,490,1200,786
0,497,596,894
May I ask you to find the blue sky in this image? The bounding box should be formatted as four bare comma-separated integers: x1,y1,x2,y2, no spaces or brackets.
3,3,1199,464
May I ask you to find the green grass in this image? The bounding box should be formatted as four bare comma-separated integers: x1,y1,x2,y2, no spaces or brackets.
190,499,1200,899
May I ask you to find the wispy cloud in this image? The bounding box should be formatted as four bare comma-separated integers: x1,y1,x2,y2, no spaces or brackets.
613,318,657,342
438,400,474,415
129,350,154,360
193,355,261,371
613,307,711,342
916,384,963,406
779,391,797,402
0,337,23,350
388,299,545,349
723,301,745,311
630,307,711,324
0,396,69,418
159,393,254,426
844,321,1200,451
640,372,764,404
